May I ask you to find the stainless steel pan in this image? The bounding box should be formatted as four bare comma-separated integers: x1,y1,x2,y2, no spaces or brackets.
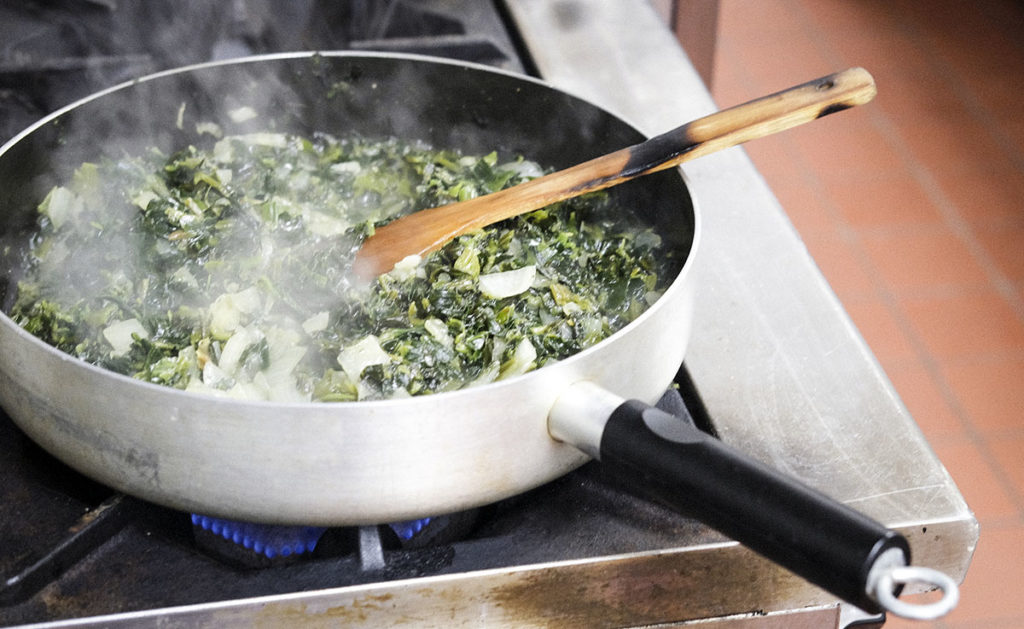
0,52,955,619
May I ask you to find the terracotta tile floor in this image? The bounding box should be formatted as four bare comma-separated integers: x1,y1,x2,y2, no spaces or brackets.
709,1,1024,627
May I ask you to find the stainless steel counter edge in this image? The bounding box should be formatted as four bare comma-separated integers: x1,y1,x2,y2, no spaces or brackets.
18,519,970,628
505,0,978,592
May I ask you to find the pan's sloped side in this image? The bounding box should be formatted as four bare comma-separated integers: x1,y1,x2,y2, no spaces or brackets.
0,265,693,526
0,53,697,525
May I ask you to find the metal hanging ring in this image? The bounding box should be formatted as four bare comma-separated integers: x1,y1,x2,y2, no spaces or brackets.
872,565,960,620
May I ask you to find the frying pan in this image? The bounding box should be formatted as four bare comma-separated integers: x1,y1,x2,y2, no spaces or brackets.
0,52,955,619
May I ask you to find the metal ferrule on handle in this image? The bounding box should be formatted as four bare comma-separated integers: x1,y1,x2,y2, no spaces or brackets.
548,381,959,619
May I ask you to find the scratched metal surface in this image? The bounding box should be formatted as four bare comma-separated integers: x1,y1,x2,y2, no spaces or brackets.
506,0,976,581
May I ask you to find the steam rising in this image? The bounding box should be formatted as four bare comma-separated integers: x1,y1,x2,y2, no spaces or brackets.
2,54,686,403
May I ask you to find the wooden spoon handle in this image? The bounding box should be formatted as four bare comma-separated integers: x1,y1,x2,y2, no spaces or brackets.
354,67,876,278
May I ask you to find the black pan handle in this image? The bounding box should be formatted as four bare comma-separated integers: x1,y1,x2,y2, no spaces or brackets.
548,382,959,619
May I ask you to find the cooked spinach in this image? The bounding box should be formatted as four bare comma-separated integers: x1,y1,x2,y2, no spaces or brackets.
10,132,675,401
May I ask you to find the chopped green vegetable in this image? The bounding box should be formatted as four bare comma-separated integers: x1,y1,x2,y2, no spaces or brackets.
10,132,676,401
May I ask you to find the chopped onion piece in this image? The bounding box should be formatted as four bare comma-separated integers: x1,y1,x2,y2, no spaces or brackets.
498,337,537,380
264,327,306,378
228,106,258,122
479,265,536,299
497,159,543,179
388,254,423,280
40,186,83,230
201,361,233,390
338,335,391,381
102,318,148,357
208,287,262,340
424,318,452,347
218,325,264,376
304,209,351,237
195,121,223,138
302,311,330,334
261,327,309,402
330,161,361,174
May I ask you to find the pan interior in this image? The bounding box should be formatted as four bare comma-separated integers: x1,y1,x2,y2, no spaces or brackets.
0,53,695,374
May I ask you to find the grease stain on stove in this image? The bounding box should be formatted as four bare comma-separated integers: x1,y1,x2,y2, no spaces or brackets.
238,546,831,626
491,570,641,627
67,498,113,534
253,592,403,627
308,592,397,624
38,583,95,625
487,549,835,626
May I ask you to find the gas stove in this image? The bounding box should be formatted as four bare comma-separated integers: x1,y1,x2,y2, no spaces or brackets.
0,1,976,627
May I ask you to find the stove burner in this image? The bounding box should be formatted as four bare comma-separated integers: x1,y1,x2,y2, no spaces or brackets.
385,509,481,550
190,509,481,569
191,514,327,567
390,517,433,542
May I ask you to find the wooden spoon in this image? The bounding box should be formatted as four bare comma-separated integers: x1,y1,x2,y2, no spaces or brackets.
353,67,876,279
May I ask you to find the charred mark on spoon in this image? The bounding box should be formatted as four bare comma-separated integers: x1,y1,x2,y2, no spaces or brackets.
622,131,699,177
572,132,699,193
817,102,853,118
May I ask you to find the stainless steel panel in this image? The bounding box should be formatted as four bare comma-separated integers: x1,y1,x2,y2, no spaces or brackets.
506,0,977,609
